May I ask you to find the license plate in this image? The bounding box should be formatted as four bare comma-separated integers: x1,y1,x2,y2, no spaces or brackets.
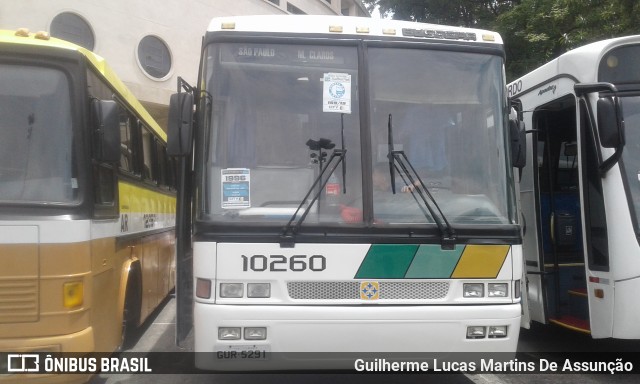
215,345,270,360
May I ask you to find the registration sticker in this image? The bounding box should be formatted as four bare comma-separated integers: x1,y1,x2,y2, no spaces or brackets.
323,73,351,114
221,168,250,209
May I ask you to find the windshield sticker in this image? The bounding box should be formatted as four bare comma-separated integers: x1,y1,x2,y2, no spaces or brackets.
221,168,251,209
323,73,351,114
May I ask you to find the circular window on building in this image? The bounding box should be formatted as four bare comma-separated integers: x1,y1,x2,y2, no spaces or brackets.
50,12,95,50
137,35,172,80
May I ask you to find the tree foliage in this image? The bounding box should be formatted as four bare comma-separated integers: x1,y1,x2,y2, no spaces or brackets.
363,0,514,27
362,0,640,80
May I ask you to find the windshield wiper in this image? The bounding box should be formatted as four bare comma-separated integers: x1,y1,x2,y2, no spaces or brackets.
387,113,456,249
280,115,347,247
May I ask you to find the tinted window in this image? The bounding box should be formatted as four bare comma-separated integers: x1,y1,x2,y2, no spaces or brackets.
51,12,95,50
137,36,172,79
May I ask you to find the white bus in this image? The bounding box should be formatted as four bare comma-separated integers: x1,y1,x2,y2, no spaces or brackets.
168,15,525,369
509,35,640,338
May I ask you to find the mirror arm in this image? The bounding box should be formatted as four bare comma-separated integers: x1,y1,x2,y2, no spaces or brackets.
575,82,625,176
574,82,619,96
599,145,624,176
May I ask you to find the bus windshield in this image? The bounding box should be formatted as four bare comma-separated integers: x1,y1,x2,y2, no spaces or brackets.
198,42,513,227
0,64,76,204
620,96,640,231
367,48,512,226
199,43,361,226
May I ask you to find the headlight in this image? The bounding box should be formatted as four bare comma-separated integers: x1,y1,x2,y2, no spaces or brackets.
466,326,486,339
220,283,243,298
247,283,271,298
244,327,267,340
218,327,241,340
463,283,484,298
488,326,508,338
488,283,508,297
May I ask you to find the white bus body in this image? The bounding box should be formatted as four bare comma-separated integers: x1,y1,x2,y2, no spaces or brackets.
509,35,640,338
170,15,523,369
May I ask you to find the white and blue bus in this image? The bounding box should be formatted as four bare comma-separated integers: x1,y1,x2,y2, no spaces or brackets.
169,15,525,369
509,35,640,338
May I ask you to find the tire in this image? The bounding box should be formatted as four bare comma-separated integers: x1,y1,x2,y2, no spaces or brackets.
120,269,142,351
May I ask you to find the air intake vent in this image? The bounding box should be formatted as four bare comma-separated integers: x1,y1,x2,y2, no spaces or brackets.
287,281,449,300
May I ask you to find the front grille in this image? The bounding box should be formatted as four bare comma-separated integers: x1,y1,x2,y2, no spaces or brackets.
0,278,38,323
287,281,449,300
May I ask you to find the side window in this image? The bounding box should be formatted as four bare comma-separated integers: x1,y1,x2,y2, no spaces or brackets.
166,157,178,190
93,164,115,205
556,141,578,190
119,108,136,174
141,126,157,183
155,140,168,187
87,69,118,217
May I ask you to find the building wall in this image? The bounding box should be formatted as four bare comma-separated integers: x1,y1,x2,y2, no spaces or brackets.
0,0,368,129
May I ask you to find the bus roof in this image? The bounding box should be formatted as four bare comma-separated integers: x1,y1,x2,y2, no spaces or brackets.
509,34,640,95
206,15,502,45
0,29,165,141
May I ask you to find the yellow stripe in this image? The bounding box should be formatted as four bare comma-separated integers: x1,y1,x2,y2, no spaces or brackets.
451,245,509,278
549,318,591,334
118,181,176,214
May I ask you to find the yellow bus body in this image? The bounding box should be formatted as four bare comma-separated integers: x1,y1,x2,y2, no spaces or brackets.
0,29,176,383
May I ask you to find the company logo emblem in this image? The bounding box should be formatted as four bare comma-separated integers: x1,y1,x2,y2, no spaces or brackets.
6,354,40,372
538,84,557,96
329,82,346,99
359,281,380,300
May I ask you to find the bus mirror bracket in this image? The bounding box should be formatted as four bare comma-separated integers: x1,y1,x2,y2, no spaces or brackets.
91,99,121,163
575,82,625,174
168,78,195,157
509,111,526,170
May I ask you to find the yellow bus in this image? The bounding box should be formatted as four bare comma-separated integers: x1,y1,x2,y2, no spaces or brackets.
0,29,176,382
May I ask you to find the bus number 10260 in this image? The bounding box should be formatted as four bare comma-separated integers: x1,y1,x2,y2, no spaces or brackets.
241,255,326,272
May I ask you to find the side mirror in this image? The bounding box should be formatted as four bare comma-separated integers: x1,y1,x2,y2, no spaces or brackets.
167,92,194,156
597,97,624,148
91,99,120,163
510,117,527,169
575,82,625,175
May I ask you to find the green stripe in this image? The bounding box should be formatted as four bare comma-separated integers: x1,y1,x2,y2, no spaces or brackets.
405,245,464,278
355,244,418,279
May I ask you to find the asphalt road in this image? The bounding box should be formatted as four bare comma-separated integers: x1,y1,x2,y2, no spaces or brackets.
89,296,640,384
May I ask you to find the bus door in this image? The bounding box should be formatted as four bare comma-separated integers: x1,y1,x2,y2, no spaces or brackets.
524,94,597,334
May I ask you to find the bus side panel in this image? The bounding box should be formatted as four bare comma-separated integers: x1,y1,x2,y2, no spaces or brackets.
158,231,176,302
0,222,94,353
140,235,160,322
612,278,640,338
589,164,635,338
90,233,123,352
140,230,176,324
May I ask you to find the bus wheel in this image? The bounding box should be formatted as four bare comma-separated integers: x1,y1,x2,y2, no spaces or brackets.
120,270,142,350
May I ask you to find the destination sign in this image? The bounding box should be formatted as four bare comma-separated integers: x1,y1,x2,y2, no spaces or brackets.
402,28,476,41
219,44,354,68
